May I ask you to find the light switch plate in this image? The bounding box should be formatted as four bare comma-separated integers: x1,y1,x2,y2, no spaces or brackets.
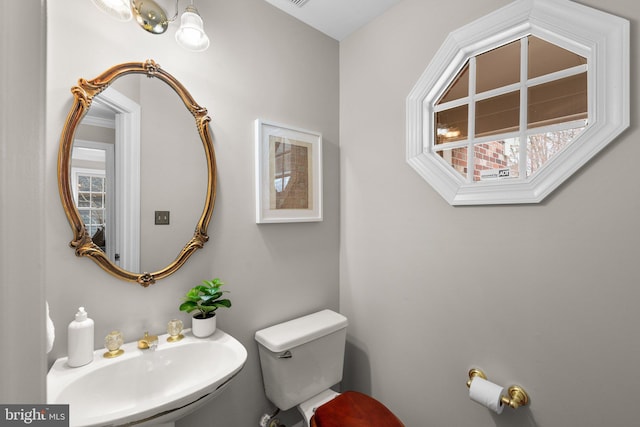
155,211,170,225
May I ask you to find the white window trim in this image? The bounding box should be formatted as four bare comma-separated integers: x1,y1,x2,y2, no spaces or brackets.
406,0,629,205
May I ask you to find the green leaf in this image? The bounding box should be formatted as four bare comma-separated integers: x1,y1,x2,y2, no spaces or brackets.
180,278,231,314
179,301,197,313
214,299,231,308
185,288,201,299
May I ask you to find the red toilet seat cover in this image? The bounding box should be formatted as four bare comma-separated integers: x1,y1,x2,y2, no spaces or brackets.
310,391,404,427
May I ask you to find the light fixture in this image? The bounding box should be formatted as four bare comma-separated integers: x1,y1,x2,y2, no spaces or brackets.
175,4,210,52
90,0,132,21
130,0,174,34
90,0,210,52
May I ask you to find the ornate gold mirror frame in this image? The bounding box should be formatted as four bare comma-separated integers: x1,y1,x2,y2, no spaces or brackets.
58,60,216,287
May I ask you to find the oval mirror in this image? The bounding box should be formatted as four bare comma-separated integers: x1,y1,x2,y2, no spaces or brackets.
58,60,216,287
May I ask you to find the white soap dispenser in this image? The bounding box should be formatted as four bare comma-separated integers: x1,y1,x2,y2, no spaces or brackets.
67,306,94,367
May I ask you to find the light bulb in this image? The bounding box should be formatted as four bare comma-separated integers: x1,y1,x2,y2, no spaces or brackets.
90,0,132,21
175,6,210,52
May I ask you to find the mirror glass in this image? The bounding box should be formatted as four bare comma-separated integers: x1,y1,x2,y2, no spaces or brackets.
59,61,216,286
72,77,207,273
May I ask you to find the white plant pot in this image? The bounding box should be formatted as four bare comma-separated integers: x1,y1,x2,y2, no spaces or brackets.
191,314,216,338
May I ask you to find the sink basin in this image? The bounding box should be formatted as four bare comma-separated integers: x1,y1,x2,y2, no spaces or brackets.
47,329,247,427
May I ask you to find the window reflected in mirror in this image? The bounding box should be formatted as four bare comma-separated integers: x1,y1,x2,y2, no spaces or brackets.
73,121,116,262
73,156,107,246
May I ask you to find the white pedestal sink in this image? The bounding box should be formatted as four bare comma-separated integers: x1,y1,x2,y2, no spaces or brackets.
47,329,247,427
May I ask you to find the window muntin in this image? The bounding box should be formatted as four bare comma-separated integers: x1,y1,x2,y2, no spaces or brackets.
433,34,587,183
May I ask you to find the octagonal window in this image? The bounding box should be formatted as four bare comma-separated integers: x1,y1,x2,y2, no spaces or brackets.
434,35,587,183
406,0,629,205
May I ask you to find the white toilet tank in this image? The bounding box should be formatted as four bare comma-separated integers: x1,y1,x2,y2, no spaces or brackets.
255,309,348,411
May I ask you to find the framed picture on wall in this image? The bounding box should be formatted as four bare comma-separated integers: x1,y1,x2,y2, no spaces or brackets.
255,119,323,223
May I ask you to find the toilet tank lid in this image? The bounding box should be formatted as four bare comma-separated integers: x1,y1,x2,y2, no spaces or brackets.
255,309,348,352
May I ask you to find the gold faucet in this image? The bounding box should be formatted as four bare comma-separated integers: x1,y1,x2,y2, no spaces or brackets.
138,331,158,350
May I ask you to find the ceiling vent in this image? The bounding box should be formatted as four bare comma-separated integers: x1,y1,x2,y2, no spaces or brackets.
288,0,310,7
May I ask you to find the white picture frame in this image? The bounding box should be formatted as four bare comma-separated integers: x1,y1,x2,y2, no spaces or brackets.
255,119,323,223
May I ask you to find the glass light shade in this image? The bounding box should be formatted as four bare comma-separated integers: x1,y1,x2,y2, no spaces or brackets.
175,6,210,52
90,0,132,21
131,0,169,34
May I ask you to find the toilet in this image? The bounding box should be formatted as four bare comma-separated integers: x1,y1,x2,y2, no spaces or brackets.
255,309,404,427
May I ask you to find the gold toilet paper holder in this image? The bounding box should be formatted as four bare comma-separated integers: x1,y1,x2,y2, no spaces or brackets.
466,368,529,409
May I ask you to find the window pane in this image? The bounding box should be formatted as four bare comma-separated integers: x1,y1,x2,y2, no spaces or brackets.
91,210,104,225
91,176,104,192
526,127,585,176
476,39,520,93
436,147,467,179
91,194,104,208
528,36,586,79
438,63,469,104
436,105,468,144
78,175,90,191
77,192,90,207
473,139,520,182
79,210,90,224
528,72,587,129
475,91,519,137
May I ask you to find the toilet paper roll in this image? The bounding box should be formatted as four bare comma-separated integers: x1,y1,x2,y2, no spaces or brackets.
469,377,504,414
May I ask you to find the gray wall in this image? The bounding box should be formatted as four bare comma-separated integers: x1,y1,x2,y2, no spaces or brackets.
45,0,339,426
0,0,47,404
339,0,640,426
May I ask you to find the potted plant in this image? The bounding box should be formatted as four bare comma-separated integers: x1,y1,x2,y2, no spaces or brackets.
179,278,231,337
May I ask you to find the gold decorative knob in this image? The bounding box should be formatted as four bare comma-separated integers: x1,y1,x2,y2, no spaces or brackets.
167,319,184,342
104,331,124,358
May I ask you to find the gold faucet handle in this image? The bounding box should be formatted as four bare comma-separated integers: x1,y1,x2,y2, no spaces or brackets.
138,331,159,349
